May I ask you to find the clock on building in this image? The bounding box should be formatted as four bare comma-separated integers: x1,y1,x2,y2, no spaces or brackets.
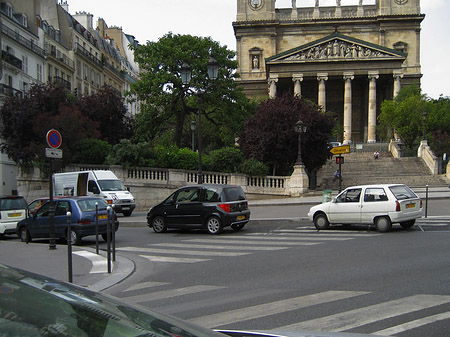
249,0,263,10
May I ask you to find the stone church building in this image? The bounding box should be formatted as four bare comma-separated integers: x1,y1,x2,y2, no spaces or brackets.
233,0,424,144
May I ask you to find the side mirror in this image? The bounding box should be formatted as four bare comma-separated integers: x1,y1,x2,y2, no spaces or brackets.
331,197,337,203
127,186,131,192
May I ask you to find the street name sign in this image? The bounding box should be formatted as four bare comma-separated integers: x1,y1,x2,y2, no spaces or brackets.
330,145,350,155
45,148,63,159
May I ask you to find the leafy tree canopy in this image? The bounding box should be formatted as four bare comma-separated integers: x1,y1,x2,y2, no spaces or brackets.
239,93,335,175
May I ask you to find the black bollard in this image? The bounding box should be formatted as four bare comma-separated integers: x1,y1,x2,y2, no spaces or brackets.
66,211,73,283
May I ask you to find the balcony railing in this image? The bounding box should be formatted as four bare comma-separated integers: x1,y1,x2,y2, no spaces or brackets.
47,47,75,70
0,84,23,98
75,43,102,67
0,23,45,57
53,76,71,90
2,51,22,70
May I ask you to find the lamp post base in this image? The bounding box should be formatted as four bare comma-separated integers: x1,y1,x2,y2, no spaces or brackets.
288,164,309,196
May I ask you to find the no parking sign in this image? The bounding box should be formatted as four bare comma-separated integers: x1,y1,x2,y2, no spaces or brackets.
46,129,62,148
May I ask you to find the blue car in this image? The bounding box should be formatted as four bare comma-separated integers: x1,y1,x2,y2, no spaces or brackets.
16,197,119,245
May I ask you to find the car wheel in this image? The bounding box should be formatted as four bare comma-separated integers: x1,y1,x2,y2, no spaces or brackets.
69,229,81,245
152,216,167,233
314,213,330,230
18,226,31,243
375,216,392,233
231,223,246,231
206,216,223,234
400,219,415,229
122,211,132,217
101,233,108,241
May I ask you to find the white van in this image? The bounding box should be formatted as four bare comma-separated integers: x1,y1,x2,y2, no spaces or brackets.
53,170,136,216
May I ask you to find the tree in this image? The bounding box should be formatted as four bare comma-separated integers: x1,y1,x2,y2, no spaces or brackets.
0,84,97,165
131,33,251,148
78,85,133,145
239,93,335,175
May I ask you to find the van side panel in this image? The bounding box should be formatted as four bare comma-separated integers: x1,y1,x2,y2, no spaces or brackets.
77,173,89,196
54,173,78,197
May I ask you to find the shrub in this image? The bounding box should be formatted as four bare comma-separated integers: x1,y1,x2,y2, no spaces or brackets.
241,158,269,176
204,147,243,173
72,139,112,165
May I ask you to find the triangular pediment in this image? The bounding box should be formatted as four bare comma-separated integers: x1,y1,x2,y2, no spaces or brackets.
266,32,407,64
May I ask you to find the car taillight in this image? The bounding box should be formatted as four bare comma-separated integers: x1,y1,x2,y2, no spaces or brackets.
420,199,423,208
77,219,91,225
395,200,401,212
106,200,113,204
218,203,231,212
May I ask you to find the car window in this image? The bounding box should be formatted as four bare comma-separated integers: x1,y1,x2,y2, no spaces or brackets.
77,199,108,211
205,188,221,202
389,185,417,200
36,202,51,218
336,188,361,203
364,188,388,202
97,179,125,191
0,197,28,211
175,188,200,203
55,201,71,216
222,187,246,202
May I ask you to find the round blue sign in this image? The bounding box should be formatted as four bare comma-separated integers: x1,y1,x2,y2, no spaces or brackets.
46,129,62,149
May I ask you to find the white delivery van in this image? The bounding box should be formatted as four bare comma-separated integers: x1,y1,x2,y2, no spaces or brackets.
53,170,136,216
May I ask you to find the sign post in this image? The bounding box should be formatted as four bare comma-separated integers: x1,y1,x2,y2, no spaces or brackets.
46,129,62,250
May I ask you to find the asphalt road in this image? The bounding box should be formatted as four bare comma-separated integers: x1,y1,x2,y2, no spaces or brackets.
99,206,450,337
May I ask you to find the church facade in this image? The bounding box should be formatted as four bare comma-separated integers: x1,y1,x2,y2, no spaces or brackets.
233,0,424,144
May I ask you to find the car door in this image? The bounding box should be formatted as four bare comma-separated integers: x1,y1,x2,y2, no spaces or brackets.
28,202,51,238
328,188,362,224
164,187,203,226
53,200,72,238
360,187,390,223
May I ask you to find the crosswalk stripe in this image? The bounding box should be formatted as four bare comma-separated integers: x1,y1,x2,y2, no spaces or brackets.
117,246,250,257
189,291,369,328
73,250,108,274
121,285,225,303
269,230,380,237
126,281,169,292
373,311,450,335
242,234,353,241
139,255,210,263
151,243,292,251
185,239,320,246
276,294,450,332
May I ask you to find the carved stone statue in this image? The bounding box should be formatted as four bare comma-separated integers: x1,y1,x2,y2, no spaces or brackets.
336,0,341,6
315,0,319,7
292,0,296,9
252,55,259,69
359,0,363,5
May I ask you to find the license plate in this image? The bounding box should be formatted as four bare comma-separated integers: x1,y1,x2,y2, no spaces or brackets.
406,203,415,209
98,215,108,220
237,215,246,220
8,213,21,217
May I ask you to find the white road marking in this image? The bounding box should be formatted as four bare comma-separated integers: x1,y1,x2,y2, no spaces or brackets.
185,239,319,246
374,311,450,335
139,255,210,263
190,291,369,328
277,294,450,332
242,233,353,241
117,246,250,257
126,281,169,292
151,243,291,251
73,250,108,274
121,285,225,303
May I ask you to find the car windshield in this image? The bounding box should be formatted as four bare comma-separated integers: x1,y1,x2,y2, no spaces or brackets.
97,180,125,192
222,187,246,202
0,197,28,211
77,199,109,212
389,185,418,200
0,264,224,337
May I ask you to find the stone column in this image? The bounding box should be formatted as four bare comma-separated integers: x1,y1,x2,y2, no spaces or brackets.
317,73,328,110
292,73,303,97
268,75,278,98
343,72,354,145
367,71,379,144
393,71,403,98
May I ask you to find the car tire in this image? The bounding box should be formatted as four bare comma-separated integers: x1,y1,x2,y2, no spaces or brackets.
18,226,31,243
69,229,81,245
231,223,246,231
375,216,392,233
101,233,108,242
314,213,330,230
122,211,132,217
400,219,415,229
206,216,223,234
152,216,167,233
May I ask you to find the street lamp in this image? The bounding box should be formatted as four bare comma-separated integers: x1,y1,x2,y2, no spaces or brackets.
180,55,219,184
422,110,428,140
190,120,196,152
294,119,307,166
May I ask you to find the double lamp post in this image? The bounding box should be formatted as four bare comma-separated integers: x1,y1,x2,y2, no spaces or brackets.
180,55,219,184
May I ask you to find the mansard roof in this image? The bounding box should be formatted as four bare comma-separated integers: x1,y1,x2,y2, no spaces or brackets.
266,32,407,64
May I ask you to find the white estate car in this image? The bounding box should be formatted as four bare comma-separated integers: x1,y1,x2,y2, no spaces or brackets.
308,184,423,232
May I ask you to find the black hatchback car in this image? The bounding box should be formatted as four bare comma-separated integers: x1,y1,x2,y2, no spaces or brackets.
147,184,250,234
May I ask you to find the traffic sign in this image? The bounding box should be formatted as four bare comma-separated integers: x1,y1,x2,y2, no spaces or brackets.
45,148,63,159
46,129,62,149
330,144,350,155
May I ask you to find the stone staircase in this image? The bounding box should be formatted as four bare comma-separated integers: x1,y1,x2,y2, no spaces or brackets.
318,150,449,190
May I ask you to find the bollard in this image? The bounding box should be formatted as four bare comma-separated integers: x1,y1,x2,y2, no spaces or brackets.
107,206,112,274
425,185,429,218
66,211,73,283
111,205,116,262
95,202,99,255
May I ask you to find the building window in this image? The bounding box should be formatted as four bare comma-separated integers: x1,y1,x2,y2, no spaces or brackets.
6,4,12,18
37,64,43,82
22,14,28,28
22,56,28,74
76,59,81,77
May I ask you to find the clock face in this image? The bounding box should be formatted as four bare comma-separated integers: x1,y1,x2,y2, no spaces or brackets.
249,0,263,10
394,0,408,4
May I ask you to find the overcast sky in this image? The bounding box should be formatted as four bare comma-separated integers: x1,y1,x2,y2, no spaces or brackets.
66,0,448,99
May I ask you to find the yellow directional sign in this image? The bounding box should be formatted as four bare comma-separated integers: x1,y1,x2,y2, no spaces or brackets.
330,145,350,155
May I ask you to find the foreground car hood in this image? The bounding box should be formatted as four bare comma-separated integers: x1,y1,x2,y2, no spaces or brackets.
216,329,381,337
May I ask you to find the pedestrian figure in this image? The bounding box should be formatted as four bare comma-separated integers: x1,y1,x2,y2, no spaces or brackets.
333,169,341,182
374,150,380,159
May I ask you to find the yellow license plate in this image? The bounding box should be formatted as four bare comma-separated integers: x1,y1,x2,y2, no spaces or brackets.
406,203,415,209
98,215,108,220
237,215,245,220
8,213,21,217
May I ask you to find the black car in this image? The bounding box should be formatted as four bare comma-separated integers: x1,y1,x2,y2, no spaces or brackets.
147,184,250,234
